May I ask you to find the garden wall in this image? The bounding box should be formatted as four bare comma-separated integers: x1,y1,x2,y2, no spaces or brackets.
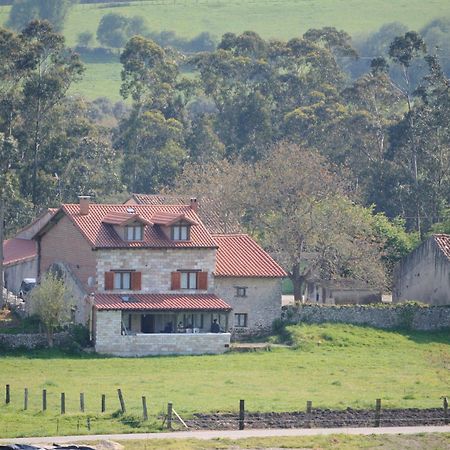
0,332,70,350
281,304,450,331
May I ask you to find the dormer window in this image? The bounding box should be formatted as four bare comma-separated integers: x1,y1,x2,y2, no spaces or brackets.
126,225,143,241
171,222,190,241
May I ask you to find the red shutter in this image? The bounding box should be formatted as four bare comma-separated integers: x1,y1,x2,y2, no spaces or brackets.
171,272,181,290
131,272,141,291
104,272,114,290
197,271,208,290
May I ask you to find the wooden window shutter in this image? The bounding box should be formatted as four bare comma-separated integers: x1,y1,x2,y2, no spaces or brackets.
197,271,208,290
104,272,114,290
131,272,141,291
171,272,181,290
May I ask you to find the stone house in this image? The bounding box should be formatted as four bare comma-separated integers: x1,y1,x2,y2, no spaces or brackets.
304,279,382,305
31,197,285,355
393,234,450,305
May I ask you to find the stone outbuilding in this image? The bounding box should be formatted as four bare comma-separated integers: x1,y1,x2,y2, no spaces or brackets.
393,234,450,305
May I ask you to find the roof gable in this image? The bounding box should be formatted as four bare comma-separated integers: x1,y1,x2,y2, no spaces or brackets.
102,211,153,227
434,234,450,260
3,238,36,267
213,233,287,278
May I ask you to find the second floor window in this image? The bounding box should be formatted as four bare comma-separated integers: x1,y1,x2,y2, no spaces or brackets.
126,225,143,241
114,272,131,290
180,271,197,289
171,222,190,241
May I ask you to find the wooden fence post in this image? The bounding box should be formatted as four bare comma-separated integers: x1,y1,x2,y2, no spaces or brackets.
444,397,449,425
239,399,245,430
306,400,312,414
375,398,381,427
101,394,106,413
80,393,85,413
42,389,47,411
61,392,65,415
5,384,10,404
24,388,28,410
167,402,173,429
117,389,126,413
142,396,148,421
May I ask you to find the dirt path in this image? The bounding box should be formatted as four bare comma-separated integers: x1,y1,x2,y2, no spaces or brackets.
1,425,450,445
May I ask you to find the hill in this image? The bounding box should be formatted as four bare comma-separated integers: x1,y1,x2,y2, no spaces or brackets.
1,0,450,100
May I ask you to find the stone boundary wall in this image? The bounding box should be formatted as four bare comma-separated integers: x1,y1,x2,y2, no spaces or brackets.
281,304,450,331
0,332,70,350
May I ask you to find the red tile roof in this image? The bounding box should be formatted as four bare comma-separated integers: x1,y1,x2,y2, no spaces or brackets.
434,234,450,260
151,212,198,226
213,234,287,278
94,293,232,311
3,238,36,267
102,211,153,226
57,204,217,249
129,194,242,234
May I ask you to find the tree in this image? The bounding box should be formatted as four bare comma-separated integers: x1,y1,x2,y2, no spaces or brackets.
77,31,93,48
28,272,73,347
8,0,76,32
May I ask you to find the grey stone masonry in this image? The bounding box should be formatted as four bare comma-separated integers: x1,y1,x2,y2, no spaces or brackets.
214,277,282,331
282,303,450,331
97,248,216,294
95,310,230,356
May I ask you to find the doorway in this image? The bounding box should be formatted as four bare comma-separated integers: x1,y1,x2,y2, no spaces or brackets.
141,314,155,333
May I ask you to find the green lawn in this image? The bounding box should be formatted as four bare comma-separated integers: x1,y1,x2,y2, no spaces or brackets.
116,434,450,450
0,324,449,438
1,0,450,100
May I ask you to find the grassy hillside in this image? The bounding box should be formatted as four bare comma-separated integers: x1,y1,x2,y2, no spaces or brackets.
0,324,449,438
1,0,449,100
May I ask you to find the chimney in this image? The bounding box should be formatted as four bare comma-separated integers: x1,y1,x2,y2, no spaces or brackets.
190,197,198,212
79,195,91,215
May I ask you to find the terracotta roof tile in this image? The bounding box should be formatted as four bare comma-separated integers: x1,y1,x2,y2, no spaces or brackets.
434,234,450,260
213,234,287,278
130,194,242,234
94,293,232,311
60,204,217,249
102,211,153,226
3,238,36,267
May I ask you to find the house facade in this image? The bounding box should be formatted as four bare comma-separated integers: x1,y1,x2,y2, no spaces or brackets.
32,197,285,355
393,234,450,305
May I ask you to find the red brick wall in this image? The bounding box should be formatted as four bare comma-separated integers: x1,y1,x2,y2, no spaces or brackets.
39,215,96,289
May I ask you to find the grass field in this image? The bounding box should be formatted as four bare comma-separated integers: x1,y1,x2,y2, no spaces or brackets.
1,0,449,100
116,434,450,450
0,323,449,438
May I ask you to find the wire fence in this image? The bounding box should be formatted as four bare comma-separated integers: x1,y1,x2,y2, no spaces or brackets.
1,384,449,438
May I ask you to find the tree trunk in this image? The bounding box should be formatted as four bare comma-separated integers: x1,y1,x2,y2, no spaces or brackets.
0,194,4,309
291,263,306,303
46,329,54,348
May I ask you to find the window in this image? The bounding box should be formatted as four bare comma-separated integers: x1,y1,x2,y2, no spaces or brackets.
171,222,190,241
180,271,198,289
234,313,248,327
114,272,131,290
126,225,143,241
235,287,247,297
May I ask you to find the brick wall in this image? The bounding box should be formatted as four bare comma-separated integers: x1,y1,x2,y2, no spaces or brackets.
39,215,96,290
96,248,217,294
214,277,282,333
95,310,230,356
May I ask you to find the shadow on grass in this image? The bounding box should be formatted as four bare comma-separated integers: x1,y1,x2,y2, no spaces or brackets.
400,328,450,345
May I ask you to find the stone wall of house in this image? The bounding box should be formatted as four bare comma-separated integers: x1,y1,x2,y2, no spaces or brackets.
214,277,282,333
96,248,217,294
393,238,450,305
0,332,70,350
39,215,96,290
281,304,450,331
95,310,230,356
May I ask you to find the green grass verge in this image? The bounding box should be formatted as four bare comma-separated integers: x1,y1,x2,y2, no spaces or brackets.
116,434,450,450
0,324,449,438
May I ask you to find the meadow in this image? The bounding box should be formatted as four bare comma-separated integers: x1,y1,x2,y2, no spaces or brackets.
0,323,449,438
1,0,449,100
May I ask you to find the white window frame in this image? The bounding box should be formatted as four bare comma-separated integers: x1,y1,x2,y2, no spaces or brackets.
180,271,198,289
171,222,190,241
126,225,143,241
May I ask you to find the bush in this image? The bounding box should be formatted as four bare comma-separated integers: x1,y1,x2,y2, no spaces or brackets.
69,323,91,347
